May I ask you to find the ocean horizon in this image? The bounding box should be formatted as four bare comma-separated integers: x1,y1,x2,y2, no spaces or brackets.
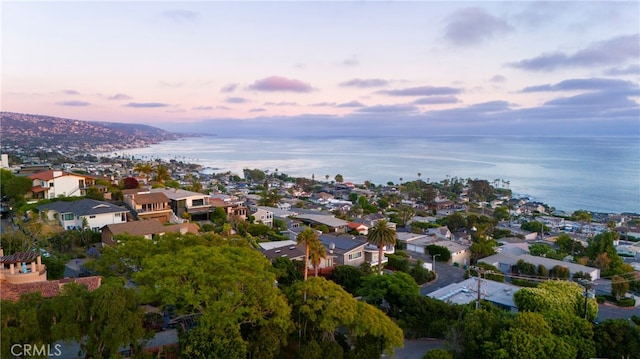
102,135,640,215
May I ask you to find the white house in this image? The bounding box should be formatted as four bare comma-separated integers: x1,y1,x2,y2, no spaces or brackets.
251,207,274,227
28,170,97,200
37,198,128,231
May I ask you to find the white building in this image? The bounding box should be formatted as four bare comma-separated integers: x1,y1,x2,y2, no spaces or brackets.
37,198,128,231
427,277,522,312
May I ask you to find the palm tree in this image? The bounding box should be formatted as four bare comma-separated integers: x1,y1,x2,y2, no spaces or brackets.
153,164,171,185
297,227,319,281
308,239,327,277
134,163,153,183
367,219,396,274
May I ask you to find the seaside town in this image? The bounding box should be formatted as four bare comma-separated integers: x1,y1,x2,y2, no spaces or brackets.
1,113,640,358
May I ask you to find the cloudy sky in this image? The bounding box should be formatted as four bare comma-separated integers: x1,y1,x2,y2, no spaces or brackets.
2,1,639,136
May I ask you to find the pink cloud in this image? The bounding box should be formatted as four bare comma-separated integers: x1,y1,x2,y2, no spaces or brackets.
248,76,313,93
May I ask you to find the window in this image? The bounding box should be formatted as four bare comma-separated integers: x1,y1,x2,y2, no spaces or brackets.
62,213,74,221
348,252,362,261
192,199,204,206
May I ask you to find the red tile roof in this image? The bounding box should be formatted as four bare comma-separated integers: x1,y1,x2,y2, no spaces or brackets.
0,276,102,301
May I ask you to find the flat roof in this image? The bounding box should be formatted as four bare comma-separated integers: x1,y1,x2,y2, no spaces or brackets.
427,277,521,308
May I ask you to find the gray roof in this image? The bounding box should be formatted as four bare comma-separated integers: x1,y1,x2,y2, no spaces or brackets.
428,277,521,309
319,234,366,253
37,198,127,216
480,253,600,278
295,214,349,228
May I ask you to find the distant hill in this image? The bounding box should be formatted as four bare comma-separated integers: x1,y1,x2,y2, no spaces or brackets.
0,112,184,152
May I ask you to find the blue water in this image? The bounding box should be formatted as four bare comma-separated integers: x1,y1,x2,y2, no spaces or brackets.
106,136,640,214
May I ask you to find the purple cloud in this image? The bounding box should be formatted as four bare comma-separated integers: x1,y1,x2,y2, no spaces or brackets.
521,78,636,92
490,75,507,83
192,106,213,110
311,102,337,107
356,104,418,113
337,101,365,108
604,64,640,76
215,105,231,110
443,7,513,46
61,89,80,95
225,97,249,104
341,57,359,66
161,9,198,22
509,34,640,71
414,96,459,105
56,100,90,106
124,102,170,108
248,76,313,92
264,101,298,106
220,83,238,93
339,78,389,88
249,108,266,112
377,86,461,96
108,93,132,100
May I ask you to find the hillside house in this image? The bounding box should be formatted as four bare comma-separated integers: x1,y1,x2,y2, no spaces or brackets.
28,170,98,200
37,198,127,231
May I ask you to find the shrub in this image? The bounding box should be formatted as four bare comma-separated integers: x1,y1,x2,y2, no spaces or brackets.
596,295,606,304
617,297,636,307
423,349,453,359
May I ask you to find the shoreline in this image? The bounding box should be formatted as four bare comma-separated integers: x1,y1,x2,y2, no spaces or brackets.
92,136,640,216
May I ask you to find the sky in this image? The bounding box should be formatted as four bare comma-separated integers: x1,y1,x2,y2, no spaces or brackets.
2,0,639,136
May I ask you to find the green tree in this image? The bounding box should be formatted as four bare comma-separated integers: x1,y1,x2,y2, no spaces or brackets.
152,164,171,185
287,277,403,356
308,237,327,277
410,260,431,284
329,265,363,295
493,206,509,221
611,275,629,300
358,272,419,312
513,280,598,321
4,176,33,200
594,319,640,359
367,219,396,274
497,312,575,359
425,244,452,262
334,174,344,183
51,279,146,359
134,244,292,358
297,227,320,281
423,349,453,359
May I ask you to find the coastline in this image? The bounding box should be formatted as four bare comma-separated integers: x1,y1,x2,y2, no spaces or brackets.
94,136,640,215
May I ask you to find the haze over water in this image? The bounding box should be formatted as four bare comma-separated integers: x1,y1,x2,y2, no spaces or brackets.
105,136,639,215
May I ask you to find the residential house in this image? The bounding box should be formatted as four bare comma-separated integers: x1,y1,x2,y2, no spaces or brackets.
149,188,212,221
319,234,367,268
295,214,349,233
431,240,471,267
250,206,274,227
28,170,98,200
398,233,435,255
210,198,248,221
480,253,600,280
123,191,172,223
347,222,368,235
101,219,200,246
427,277,521,312
37,198,128,231
0,248,102,302
318,234,394,269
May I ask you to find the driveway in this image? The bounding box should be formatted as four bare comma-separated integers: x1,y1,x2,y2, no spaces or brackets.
418,261,466,296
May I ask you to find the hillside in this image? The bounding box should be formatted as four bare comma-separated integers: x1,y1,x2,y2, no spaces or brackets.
0,112,183,152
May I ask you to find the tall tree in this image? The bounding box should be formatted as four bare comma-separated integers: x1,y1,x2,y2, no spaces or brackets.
309,237,327,277
367,219,396,274
152,164,170,185
297,227,319,281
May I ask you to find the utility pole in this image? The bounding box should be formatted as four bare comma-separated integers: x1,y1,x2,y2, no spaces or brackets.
433,253,441,274
471,266,485,310
578,279,595,320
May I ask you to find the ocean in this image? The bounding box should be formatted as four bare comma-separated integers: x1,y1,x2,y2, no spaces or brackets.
105,136,640,214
